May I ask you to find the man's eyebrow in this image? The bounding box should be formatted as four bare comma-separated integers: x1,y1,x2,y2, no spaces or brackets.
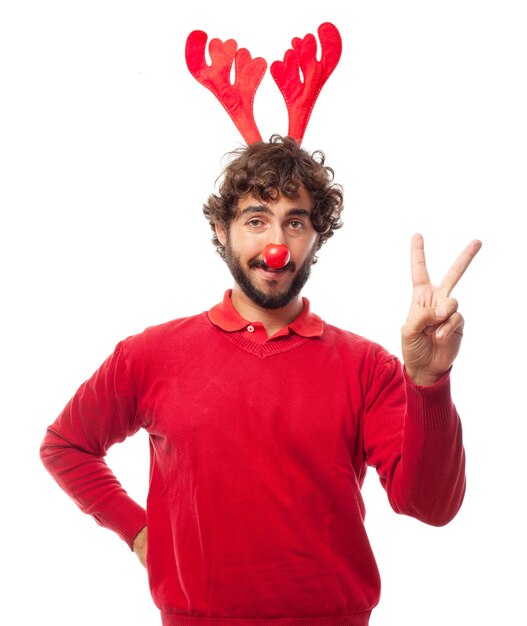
239,205,273,217
284,208,311,218
238,206,312,218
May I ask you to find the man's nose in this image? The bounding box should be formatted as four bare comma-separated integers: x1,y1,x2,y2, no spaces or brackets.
267,223,286,245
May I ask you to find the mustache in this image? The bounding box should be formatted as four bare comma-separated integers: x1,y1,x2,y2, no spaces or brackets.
248,258,297,272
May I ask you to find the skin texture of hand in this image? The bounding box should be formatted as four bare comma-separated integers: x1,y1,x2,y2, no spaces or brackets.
133,526,148,568
402,234,482,386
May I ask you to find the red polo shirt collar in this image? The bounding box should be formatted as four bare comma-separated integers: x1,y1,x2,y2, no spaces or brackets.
208,290,324,340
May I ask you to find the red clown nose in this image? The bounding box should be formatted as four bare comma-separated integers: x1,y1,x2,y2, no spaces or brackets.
262,244,291,269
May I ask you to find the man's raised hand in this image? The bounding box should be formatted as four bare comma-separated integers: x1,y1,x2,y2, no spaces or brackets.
402,234,482,386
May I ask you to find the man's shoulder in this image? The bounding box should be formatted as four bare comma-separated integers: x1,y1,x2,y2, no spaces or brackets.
143,310,209,336
122,310,211,352
322,321,378,348
320,321,395,364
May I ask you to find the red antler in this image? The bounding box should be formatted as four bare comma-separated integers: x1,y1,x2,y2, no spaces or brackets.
185,30,267,145
270,22,342,144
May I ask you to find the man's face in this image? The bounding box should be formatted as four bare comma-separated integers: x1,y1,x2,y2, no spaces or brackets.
215,187,319,309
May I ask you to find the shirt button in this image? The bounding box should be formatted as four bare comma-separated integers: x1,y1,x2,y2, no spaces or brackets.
247,325,255,333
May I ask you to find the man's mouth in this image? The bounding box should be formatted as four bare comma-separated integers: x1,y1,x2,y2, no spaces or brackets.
249,259,296,274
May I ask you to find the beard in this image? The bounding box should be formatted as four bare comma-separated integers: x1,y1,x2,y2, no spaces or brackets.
223,240,316,309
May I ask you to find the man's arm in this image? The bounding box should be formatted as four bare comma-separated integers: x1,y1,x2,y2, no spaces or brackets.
364,354,465,526
364,235,481,526
40,340,147,549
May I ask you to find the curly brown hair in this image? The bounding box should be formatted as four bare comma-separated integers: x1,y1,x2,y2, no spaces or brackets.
203,135,344,261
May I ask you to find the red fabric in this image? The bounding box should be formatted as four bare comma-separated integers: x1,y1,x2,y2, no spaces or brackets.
160,615,370,626
185,23,342,145
208,289,323,344
186,30,267,145
271,23,342,143
40,295,465,624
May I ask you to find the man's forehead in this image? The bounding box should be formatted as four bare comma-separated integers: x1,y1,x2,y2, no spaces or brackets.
235,187,313,215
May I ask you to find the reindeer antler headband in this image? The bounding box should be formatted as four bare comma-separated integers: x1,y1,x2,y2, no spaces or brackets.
185,22,342,145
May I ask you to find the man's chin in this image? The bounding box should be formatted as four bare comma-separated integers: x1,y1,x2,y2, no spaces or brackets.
239,284,297,309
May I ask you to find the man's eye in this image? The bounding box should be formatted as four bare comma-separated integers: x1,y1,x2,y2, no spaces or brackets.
289,221,304,229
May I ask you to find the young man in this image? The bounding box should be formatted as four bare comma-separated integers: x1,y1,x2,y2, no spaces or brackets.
41,135,481,626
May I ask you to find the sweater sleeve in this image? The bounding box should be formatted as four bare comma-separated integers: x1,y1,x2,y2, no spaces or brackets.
40,340,148,549
363,354,465,526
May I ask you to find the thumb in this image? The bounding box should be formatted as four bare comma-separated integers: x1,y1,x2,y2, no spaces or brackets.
404,298,459,335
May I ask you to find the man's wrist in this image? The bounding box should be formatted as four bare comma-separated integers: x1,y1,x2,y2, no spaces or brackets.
404,367,442,387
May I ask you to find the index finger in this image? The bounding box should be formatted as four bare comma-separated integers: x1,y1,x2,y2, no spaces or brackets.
440,239,482,295
410,233,431,287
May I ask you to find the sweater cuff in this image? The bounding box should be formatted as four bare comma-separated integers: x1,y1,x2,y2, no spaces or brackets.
403,367,455,430
97,492,147,550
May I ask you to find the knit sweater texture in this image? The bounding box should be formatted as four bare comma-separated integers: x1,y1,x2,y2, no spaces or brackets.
40,293,465,626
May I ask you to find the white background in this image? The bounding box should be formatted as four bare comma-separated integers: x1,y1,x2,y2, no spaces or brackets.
1,1,526,624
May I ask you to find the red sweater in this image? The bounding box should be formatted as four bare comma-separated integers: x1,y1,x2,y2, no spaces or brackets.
40,292,465,626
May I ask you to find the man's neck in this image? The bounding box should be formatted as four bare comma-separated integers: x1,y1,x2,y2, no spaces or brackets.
230,286,304,337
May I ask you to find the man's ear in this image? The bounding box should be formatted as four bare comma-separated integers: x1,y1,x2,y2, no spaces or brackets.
215,223,227,246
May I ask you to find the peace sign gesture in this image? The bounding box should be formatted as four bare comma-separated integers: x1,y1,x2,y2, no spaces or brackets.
402,234,482,386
